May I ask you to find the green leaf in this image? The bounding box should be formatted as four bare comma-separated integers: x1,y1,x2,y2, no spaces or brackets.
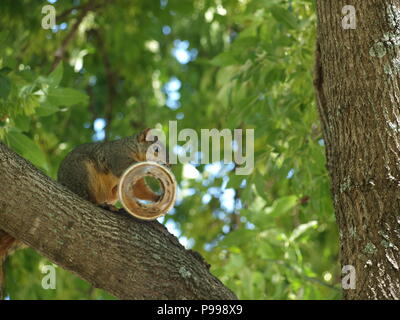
227,174,244,189
47,87,88,107
270,195,298,217
289,221,318,242
13,115,31,132
220,229,256,248
18,69,37,82
48,62,63,87
0,67,12,75
249,195,298,228
6,131,48,171
210,52,239,67
254,171,268,200
270,6,299,29
36,100,60,117
0,74,11,99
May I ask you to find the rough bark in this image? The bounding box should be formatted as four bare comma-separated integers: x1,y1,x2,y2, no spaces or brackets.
315,0,400,299
0,142,236,300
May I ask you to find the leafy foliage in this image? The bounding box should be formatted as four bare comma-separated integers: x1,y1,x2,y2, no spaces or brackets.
0,0,340,299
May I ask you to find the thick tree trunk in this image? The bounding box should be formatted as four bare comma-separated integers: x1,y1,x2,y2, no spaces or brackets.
315,0,400,299
0,142,236,300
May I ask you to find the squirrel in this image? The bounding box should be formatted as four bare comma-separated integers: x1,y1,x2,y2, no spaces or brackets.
57,128,168,209
0,128,169,298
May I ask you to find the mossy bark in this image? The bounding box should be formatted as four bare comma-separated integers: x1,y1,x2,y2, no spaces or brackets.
315,0,400,299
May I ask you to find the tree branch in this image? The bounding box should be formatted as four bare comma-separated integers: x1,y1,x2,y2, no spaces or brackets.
51,9,88,72
51,1,112,72
0,142,237,300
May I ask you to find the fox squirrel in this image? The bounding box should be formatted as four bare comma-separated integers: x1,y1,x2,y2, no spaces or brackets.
0,128,168,299
57,127,168,207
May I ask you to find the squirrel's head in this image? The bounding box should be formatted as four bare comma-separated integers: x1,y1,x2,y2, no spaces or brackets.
130,128,170,167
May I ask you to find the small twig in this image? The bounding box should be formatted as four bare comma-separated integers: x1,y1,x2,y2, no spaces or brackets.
50,6,90,72
51,0,113,72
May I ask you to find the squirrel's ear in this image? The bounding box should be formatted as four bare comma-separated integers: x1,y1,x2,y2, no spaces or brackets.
137,128,151,143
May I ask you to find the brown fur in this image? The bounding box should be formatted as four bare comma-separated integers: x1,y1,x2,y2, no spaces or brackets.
85,161,159,205
85,161,119,205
